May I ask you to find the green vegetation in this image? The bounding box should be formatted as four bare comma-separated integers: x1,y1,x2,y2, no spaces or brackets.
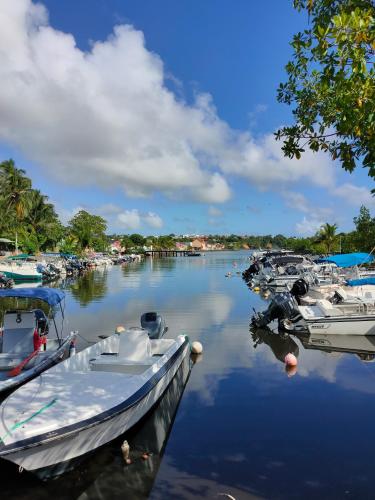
0,159,63,253
0,159,106,255
0,158,374,256
276,0,375,178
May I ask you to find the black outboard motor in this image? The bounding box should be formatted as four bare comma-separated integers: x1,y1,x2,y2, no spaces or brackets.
252,292,300,328
141,312,167,339
0,273,14,289
290,278,309,305
243,261,261,282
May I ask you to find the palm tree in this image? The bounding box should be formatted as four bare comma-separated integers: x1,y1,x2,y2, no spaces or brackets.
23,190,62,252
0,159,32,221
317,223,339,254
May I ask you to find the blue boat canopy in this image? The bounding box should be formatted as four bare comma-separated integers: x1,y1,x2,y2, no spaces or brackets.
0,288,65,306
316,252,374,268
346,277,375,287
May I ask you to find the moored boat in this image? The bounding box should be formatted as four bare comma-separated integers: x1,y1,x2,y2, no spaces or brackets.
0,327,190,471
0,288,76,393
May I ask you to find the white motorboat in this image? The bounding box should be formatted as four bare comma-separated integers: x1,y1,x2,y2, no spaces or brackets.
0,288,75,393
289,298,375,335
0,260,42,282
253,286,375,335
0,327,190,471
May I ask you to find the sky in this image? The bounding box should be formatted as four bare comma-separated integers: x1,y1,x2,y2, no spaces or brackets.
0,0,372,236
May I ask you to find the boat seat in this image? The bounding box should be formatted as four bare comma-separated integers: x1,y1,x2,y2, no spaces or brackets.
89,355,155,375
2,311,36,355
316,299,344,317
118,328,152,361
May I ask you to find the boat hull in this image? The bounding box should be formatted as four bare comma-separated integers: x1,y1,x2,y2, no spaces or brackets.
0,340,189,470
306,317,375,336
0,270,42,282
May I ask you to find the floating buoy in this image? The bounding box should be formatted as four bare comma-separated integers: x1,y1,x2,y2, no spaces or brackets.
116,325,125,334
284,353,298,366
121,440,131,464
191,341,203,355
285,364,298,377
253,286,260,292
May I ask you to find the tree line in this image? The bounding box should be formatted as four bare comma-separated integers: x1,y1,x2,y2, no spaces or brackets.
0,159,107,254
0,159,373,255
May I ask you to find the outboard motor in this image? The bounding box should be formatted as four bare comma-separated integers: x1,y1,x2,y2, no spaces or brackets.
0,273,14,289
252,292,300,328
290,278,309,305
243,261,261,282
140,312,167,339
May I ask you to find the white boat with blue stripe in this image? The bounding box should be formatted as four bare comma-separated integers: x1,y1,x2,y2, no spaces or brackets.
0,327,190,471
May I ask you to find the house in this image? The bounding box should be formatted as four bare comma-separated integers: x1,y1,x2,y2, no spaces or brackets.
109,240,123,253
175,242,188,251
190,238,207,251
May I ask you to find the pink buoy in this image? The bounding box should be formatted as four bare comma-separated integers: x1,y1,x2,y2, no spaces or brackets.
284,353,298,367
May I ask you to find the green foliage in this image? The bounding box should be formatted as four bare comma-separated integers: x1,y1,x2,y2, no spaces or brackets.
276,0,375,177
0,159,63,252
316,222,339,253
129,234,145,247
353,204,375,250
68,210,107,251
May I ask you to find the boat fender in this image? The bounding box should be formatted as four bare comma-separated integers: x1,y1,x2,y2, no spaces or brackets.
69,339,76,357
285,353,298,367
121,440,132,464
33,329,42,351
191,341,203,354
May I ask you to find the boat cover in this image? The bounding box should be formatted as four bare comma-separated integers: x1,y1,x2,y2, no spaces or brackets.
346,277,375,287
0,288,65,306
316,253,373,267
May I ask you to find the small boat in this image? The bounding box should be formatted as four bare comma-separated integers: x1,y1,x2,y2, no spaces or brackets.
33,352,192,481
0,260,42,282
253,289,375,335
0,327,190,471
0,288,76,393
187,251,201,257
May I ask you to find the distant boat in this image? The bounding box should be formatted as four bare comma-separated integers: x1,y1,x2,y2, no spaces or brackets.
0,327,190,471
187,251,201,257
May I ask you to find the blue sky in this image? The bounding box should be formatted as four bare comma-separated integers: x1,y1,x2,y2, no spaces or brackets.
0,0,372,236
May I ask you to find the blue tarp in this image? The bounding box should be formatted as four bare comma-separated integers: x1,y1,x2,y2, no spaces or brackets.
316,253,374,268
346,277,375,287
0,288,65,306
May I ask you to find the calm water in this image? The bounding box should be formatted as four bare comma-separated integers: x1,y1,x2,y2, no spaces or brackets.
3,251,375,499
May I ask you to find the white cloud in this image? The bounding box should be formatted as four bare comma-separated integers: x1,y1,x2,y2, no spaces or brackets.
332,183,375,207
295,216,323,236
0,0,341,205
117,209,141,230
117,209,163,230
208,206,222,217
143,211,163,228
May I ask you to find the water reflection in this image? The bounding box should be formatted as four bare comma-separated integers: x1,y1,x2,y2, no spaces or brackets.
69,270,108,307
2,356,192,499
297,333,375,363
